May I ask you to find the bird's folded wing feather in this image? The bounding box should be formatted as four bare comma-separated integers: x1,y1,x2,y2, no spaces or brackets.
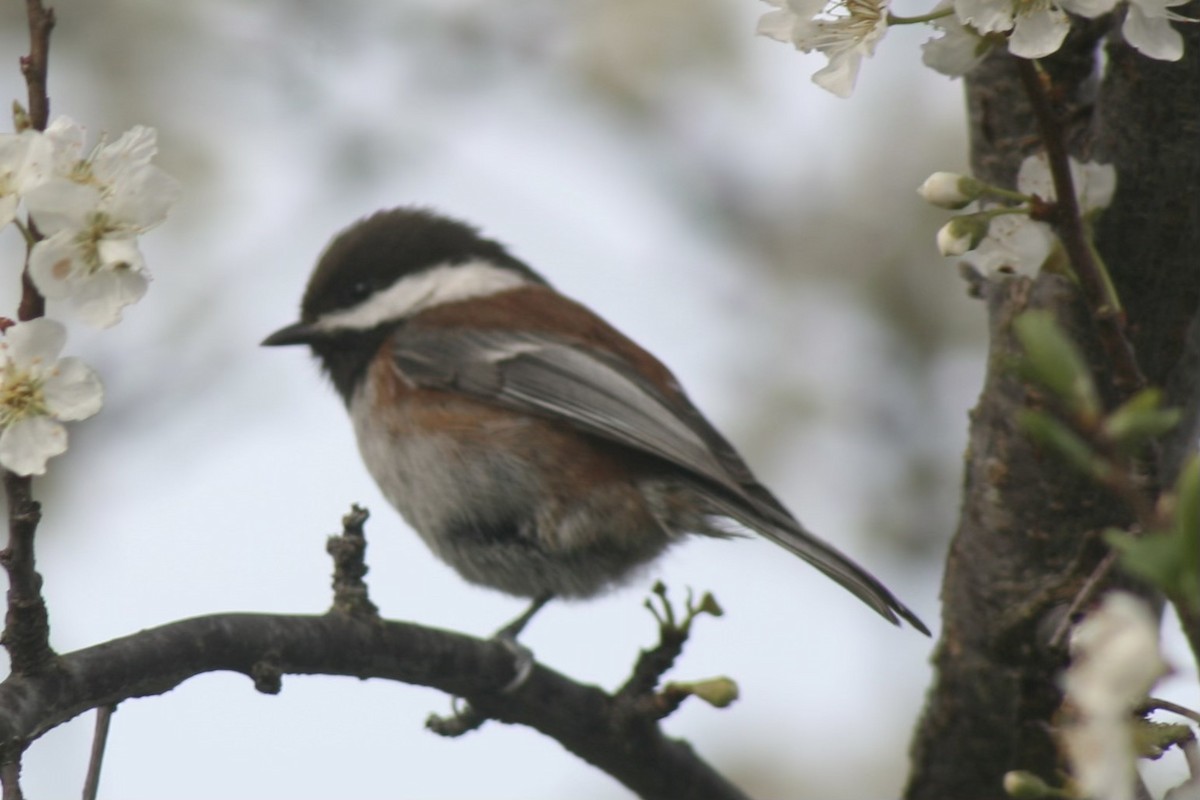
392,328,748,494
391,327,928,633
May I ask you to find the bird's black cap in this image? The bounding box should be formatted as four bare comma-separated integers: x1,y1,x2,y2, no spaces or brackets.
298,207,547,324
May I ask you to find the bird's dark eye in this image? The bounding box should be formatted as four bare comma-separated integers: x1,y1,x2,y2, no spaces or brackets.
348,281,371,303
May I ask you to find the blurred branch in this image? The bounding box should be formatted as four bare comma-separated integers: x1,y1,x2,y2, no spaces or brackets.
0,611,748,800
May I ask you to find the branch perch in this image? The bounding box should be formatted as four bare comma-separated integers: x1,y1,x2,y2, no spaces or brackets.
0,612,748,800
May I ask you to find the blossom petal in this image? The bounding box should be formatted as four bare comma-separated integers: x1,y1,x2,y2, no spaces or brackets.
1062,0,1119,18
29,232,87,300
71,268,150,329
0,130,52,217
964,214,1056,275
922,17,991,76
0,195,16,229
954,0,1015,34
0,416,67,476
97,236,147,273
757,9,797,40
103,165,181,231
24,178,103,235
1122,3,1185,61
90,125,159,185
42,116,86,176
1018,152,1118,212
1,318,66,370
1063,593,1166,800
1008,7,1071,58
812,50,864,98
1017,151,1055,199
1077,161,1117,211
42,357,104,422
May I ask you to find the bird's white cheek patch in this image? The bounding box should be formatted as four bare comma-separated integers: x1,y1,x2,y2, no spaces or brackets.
316,259,531,332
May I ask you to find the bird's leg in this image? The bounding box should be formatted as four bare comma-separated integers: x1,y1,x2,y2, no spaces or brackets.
493,593,553,693
494,593,553,642
429,593,558,735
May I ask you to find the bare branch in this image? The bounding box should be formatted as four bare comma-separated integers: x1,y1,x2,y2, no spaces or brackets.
0,612,748,800
17,0,54,322
0,472,55,677
1014,58,1147,398
0,760,22,800
20,0,54,132
81,705,114,800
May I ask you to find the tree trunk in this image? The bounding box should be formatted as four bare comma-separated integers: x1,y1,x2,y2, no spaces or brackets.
904,16,1200,799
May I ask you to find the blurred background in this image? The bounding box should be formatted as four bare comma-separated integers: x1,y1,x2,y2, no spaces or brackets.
0,0,997,797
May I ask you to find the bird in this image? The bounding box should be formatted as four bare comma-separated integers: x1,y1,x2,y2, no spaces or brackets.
263,207,928,637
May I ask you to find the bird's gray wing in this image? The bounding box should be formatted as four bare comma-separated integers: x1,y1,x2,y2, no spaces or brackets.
392,328,741,494
392,327,928,633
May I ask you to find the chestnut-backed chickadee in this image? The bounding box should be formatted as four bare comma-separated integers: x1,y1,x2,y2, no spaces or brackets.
263,208,927,634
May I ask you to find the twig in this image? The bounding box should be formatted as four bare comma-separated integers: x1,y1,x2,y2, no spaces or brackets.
1014,57,1147,398
17,0,54,323
618,584,695,701
1,471,55,676
1144,697,1200,726
1048,550,1119,649
81,705,115,800
325,505,378,619
21,0,55,132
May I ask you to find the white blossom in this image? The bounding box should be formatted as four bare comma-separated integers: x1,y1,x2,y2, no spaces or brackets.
23,117,179,329
1017,151,1117,213
1122,0,1191,60
758,0,888,98
0,318,103,476
962,213,1057,274
921,7,992,76
961,153,1115,274
953,0,1117,58
1062,593,1165,800
0,130,51,229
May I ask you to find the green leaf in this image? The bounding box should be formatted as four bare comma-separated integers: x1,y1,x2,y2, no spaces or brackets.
1019,410,1109,481
1107,520,1200,613
1102,388,1181,449
1176,456,1198,554
1013,311,1100,420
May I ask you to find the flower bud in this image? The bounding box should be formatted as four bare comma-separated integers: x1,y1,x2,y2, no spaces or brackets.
936,215,988,256
918,171,983,209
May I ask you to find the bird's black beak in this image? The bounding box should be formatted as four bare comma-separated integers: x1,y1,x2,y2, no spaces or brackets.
261,320,320,347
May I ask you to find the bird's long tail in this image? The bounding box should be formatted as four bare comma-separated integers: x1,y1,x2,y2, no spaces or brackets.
705,493,930,635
